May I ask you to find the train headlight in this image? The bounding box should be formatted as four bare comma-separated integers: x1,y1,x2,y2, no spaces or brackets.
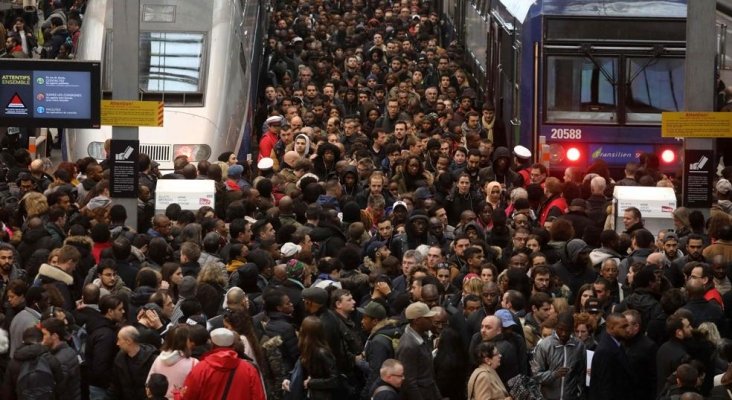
566,147,581,162
661,149,675,164
87,141,105,159
174,144,212,162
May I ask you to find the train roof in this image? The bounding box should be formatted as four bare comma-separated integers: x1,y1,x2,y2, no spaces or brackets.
499,0,686,23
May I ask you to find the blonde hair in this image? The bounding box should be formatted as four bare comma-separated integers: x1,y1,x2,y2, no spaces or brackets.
197,262,227,287
22,192,48,218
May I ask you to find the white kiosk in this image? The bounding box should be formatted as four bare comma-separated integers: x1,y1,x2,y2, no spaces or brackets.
613,186,676,236
154,179,216,213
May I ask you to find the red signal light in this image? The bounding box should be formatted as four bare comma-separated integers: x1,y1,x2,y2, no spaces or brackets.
661,149,675,164
566,147,581,162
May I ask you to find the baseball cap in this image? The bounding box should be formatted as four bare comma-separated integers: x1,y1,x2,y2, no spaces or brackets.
405,302,437,320
494,309,517,328
663,231,679,243
281,242,302,258
585,298,601,313
358,302,387,320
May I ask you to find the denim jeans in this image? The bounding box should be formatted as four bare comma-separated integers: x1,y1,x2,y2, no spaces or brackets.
89,385,109,400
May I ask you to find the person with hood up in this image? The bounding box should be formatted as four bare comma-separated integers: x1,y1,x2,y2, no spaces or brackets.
479,146,520,190
390,210,437,261
341,165,361,197
309,210,347,258
179,328,266,400
313,142,341,181
551,239,597,300
445,172,481,227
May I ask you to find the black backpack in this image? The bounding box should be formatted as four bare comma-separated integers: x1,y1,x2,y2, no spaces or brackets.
16,354,56,399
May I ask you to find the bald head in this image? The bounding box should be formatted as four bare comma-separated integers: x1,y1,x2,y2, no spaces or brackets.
279,196,294,213
273,264,287,281
118,325,140,343
82,283,101,304
480,315,502,341
284,151,300,167
225,287,247,309
645,252,665,267
30,159,44,172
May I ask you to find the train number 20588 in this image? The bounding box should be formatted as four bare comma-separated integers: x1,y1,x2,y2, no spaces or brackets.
550,128,582,140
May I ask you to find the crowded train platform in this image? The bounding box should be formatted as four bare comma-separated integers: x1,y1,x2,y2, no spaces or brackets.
0,1,731,400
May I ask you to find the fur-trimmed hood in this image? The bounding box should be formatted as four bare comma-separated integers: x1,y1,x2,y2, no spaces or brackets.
64,235,93,249
37,263,73,285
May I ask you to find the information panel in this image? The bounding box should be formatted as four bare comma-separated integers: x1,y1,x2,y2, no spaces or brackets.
109,139,139,198
683,149,714,208
0,60,100,128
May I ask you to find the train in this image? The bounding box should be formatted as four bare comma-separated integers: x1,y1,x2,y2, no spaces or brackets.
440,0,688,174
64,0,268,170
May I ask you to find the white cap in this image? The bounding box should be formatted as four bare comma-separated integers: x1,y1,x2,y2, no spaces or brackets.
265,115,283,126
281,242,302,258
292,36,303,43
392,201,408,211
210,328,235,347
258,157,274,170
313,279,342,290
513,145,532,159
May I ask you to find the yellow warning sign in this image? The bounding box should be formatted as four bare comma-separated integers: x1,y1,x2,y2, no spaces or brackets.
101,100,163,127
662,112,732,138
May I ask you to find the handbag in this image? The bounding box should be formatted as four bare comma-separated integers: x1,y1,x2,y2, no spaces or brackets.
506,374,544,400
284,360,306,400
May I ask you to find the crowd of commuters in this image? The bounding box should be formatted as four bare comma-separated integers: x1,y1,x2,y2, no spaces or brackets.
1,1,732,400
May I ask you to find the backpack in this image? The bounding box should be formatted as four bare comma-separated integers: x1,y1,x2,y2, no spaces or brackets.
16,354,56,400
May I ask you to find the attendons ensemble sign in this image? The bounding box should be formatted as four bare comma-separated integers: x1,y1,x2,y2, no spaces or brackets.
0,60,100,128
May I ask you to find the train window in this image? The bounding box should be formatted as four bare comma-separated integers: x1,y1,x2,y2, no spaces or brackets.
625,57,684,123
138,32,206,100
545,56,618,123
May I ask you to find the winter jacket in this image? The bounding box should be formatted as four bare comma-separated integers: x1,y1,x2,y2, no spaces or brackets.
615,289,666,344
3,342,64,400
478,146,520,190
36,263,75,311
530,333,586,400
111,343,158,400
148,350,199,399
539,195,568,226
85,313,118,389
254,311,299,373
180,347,266,400
618,247,654,283
51,342,82,400
363,320,401,399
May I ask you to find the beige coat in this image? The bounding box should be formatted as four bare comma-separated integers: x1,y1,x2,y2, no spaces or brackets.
467,364,510,400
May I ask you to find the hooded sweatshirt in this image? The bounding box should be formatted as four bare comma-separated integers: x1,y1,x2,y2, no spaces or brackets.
148,350,199,399
180,347,265,400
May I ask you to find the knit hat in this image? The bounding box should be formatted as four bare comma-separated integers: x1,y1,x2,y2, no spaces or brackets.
286,259,306,280
227,164,244,178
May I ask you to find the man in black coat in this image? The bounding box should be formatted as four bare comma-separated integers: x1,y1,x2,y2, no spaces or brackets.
656,313,693,396
589,313,635,400
623,310,658,400
110,326,158,400
85,294,125,398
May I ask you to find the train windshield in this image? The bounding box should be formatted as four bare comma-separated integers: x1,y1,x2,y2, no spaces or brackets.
545,56,618,123
625,57,684,123
139,32,205,93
